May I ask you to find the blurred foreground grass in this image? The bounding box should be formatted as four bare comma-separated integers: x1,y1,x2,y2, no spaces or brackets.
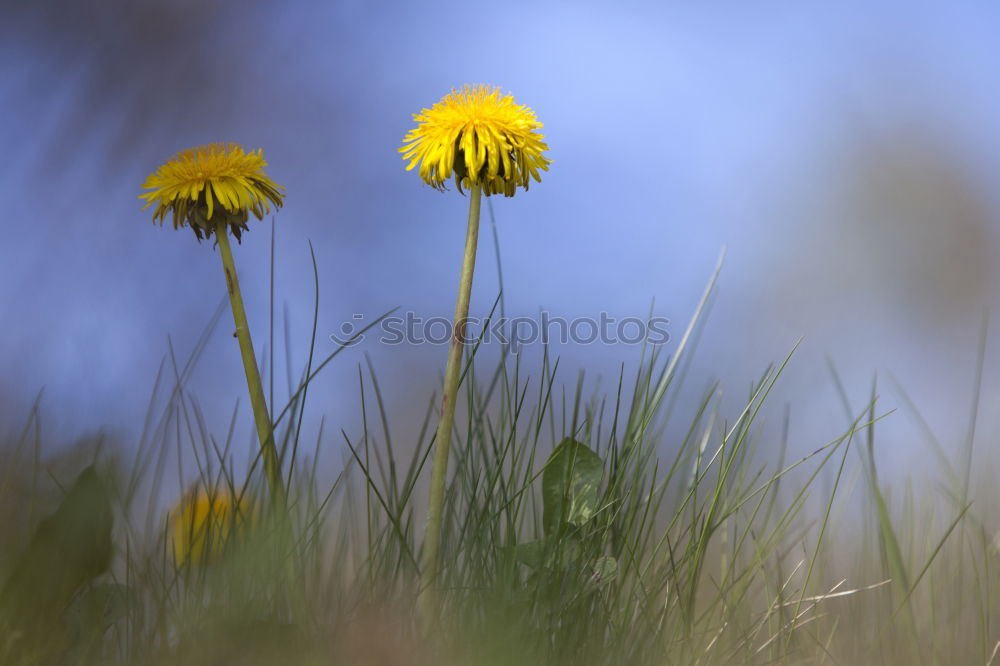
0,262,993,666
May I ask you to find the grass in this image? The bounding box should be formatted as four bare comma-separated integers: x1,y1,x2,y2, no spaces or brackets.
0,237,994,665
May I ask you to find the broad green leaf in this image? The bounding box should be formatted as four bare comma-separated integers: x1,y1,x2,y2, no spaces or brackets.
64,582,128,633
588,556,618,588
542,438,604,537
508,540,547,569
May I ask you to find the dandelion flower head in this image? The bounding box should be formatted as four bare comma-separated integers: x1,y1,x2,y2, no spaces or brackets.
169,486,256,565
140,143,284,241
400,85,550,197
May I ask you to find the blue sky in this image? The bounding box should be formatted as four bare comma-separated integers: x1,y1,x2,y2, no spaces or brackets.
2,0,999,477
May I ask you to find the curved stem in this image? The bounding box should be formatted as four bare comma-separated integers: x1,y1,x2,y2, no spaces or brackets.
420,182,483,612
215,223,286,503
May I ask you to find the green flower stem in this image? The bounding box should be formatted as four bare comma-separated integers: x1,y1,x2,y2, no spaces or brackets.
215,222,286,503
420,181,483,607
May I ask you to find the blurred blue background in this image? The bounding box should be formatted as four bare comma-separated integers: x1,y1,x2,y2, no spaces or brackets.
2,0,998,477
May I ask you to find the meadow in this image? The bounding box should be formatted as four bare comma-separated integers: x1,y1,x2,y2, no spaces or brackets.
0,88,994,665
0,251,991,665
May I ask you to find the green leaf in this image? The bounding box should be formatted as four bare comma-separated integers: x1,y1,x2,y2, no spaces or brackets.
542,438,604,537
64,582,128,633
588,556,618,588
508,540,547,569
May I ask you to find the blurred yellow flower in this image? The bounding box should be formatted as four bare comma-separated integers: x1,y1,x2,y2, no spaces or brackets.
140,143,284,241
400,85,550,197
169,486,256,565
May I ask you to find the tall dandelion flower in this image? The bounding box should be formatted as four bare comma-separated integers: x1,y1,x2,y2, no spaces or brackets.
400,85,550,197
139,144,285,502
401,86,550,613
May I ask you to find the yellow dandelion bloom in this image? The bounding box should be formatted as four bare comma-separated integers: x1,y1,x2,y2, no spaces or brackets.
400,85,550,197
169,486,256,566
140,143,284,241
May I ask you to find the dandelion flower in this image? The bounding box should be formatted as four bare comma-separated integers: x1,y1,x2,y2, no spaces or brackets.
140,142,284,241
400,85,550,197
407,86,551,613
169,486,256,565
140,144,286,500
